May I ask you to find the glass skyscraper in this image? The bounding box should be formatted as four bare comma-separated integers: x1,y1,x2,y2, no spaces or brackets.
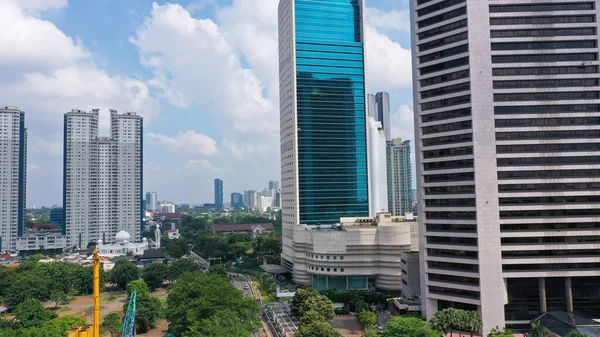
279,0,370,276
214,179,223,209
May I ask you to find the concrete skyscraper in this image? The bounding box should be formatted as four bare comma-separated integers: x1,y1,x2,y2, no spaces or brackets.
145,191,158,211
214,179,223,209
64,109,142,249
367,92,391,141
278,0,370,281
410,0,600,332
387,138,412,216
0,107,26,253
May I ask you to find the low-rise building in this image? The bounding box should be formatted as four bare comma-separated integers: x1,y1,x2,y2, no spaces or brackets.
158,203,176,214
15,225,67,253
213,223,274,238
292,213,419,292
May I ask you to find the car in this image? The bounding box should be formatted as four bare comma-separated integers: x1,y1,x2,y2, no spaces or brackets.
244,285,249,290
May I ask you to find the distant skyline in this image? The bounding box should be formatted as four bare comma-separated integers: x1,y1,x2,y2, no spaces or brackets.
1,0,414,206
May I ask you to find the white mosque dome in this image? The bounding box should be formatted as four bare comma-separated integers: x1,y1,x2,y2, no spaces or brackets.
115,231,131,243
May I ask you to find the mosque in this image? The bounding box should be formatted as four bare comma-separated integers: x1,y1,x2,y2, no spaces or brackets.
96,231,149,258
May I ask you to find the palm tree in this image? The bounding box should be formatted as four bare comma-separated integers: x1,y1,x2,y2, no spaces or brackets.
529,322,549,337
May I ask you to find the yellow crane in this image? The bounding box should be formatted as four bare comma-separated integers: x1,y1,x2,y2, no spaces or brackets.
67,250,101,337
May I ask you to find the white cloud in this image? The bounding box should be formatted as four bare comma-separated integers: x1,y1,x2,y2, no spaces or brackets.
365,25,413,91
30,137,62,156
186,159,233,174
0,0,160,126
147,131,219,156
0,1,87,71
131,2,277,135
391,104,415,142
27,164,41,171
365,7,411,32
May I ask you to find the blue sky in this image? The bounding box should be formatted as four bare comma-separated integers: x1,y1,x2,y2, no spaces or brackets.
1,0,414,206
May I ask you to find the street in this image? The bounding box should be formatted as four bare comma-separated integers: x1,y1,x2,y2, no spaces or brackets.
228,273,272,337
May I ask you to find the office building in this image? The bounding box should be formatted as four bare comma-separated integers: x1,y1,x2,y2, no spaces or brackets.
231,192,244,208
0,107,26,253
145,192,158,211
269,180,279,190
410,0,600,332
367,93,377,119
50,207,64,228
214,179,223,209
64,109,142,249
278,0,370,283
244,190,256,210
369,117,388,214
375,92,392,141
387,138,413,216
258,196,273,212
16,225,66,253
293,213,419,291
273,189,281,209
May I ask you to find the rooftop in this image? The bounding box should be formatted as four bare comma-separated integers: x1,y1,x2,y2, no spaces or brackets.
214,223,274,232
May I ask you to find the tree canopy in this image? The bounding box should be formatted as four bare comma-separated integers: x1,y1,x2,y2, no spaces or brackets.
429,308,482,335
142,263,169,290
0,298,85,337
382,316,441,337
101,313,123,337
166,272,260,337
109,260,140,290
123,279,162,333
294,321,344,337
291,288,335,321
167,259,201,281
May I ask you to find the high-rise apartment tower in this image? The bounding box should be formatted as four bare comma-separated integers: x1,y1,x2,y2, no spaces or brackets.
387,138,412,216
278,0,371,280
0,107,26,252
410,0,600,332
64,109,143,249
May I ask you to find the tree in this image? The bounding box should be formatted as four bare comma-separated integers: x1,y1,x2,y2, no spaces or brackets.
126,279,151,298
4,270,56,308
109,260,140,290
166,273,260,336
529,322,549,337
358,310,377,330
489,327,515,337
102,313,123,337
363,328,378,337
13,299,57,328
207,265,227,278
253,232,282,264
132,294,163,333
292,288,332,318
168,259,201,281
142,263,169,290
430,308,481,336
294,321,344,337
299,310,326,327
166,239,189,258
383,316,440,337
50,290,68,309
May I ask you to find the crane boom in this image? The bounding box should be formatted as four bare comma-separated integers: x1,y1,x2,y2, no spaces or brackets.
93,250,100,337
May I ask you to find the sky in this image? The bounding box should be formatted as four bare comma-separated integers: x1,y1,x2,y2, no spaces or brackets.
1,0,414,206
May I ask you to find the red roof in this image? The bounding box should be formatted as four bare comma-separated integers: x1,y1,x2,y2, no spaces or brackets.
213,223,274,232
33,224,57,230
0,254,11,259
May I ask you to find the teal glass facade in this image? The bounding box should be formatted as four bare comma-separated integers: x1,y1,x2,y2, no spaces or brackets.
295,0,369,225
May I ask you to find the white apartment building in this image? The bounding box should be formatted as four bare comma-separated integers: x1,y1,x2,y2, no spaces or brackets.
410,0,600,332
292,213,419,291
16,230,66,252
64,109,142,249
159,203,175,214
0,107,26,253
